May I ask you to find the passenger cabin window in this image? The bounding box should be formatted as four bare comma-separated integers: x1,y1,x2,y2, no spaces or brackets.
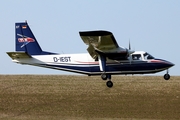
132,54,142,60
143,52,154,60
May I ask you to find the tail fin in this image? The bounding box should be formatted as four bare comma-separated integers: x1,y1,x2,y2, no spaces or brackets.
15,22,55,55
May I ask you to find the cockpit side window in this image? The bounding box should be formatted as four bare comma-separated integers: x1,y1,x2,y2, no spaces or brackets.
132,54,142,60
143,52,154,60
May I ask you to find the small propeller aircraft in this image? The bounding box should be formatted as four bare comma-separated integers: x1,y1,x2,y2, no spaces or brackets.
7,22,174,88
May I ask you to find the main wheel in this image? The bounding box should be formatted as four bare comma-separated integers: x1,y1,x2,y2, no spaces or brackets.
101,73,107,80
164,74,170,80
106,81,113,88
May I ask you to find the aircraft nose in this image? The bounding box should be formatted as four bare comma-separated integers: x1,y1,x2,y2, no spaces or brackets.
168,62,175,67
162,60,174,68
153,59,174,69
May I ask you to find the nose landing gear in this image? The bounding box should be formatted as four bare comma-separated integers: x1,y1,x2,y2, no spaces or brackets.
164,69,170,80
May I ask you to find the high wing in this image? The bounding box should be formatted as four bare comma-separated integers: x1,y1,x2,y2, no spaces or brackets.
79,30,131,60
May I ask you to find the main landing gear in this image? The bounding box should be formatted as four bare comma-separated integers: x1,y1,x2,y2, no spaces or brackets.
101,73,113,88
163,69,171,80
99,55,113,88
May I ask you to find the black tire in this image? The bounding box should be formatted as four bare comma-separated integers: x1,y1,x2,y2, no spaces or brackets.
106,81,113,88
164,74,170,80
101,73,107,80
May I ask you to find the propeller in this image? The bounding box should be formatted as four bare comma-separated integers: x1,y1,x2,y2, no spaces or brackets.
128,39,132,64
129,39,131,50
127,39,135,64
128,39,134,54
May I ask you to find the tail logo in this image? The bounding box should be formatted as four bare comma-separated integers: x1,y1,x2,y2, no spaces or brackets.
17,34,35,48
18,38,35,42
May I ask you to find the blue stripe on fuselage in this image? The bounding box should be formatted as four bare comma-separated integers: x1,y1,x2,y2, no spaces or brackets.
38,59,173,75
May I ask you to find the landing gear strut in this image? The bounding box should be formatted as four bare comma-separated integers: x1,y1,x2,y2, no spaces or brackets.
101,73,113,88
164,69,170,80
98,55,113,88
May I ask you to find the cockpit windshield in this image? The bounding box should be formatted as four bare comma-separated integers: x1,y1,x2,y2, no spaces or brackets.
143,52,154,60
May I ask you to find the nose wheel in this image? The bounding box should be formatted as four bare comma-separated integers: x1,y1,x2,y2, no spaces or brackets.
164,74,170,80
164,70,170,80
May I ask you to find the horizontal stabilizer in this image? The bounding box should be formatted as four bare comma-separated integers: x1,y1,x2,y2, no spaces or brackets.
7,52,31,59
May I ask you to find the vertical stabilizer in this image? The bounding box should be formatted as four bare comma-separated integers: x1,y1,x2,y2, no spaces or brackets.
15,22,55,55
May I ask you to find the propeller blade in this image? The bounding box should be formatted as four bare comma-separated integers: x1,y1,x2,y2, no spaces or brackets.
128,39,135,54
129,39,131,50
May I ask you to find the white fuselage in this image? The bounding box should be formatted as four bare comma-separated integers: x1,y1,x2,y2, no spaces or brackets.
11,51,174,75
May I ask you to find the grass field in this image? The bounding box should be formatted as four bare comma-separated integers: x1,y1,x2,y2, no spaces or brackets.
0,75,179,120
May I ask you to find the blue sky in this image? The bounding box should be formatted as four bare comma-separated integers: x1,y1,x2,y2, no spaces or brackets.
0,0,179,75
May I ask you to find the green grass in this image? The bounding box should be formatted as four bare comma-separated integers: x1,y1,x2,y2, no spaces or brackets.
0,75,179,120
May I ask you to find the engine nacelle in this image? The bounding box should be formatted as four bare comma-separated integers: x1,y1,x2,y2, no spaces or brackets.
95,48,134,60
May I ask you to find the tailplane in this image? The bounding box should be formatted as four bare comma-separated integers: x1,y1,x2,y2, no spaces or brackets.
15,22,55,55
